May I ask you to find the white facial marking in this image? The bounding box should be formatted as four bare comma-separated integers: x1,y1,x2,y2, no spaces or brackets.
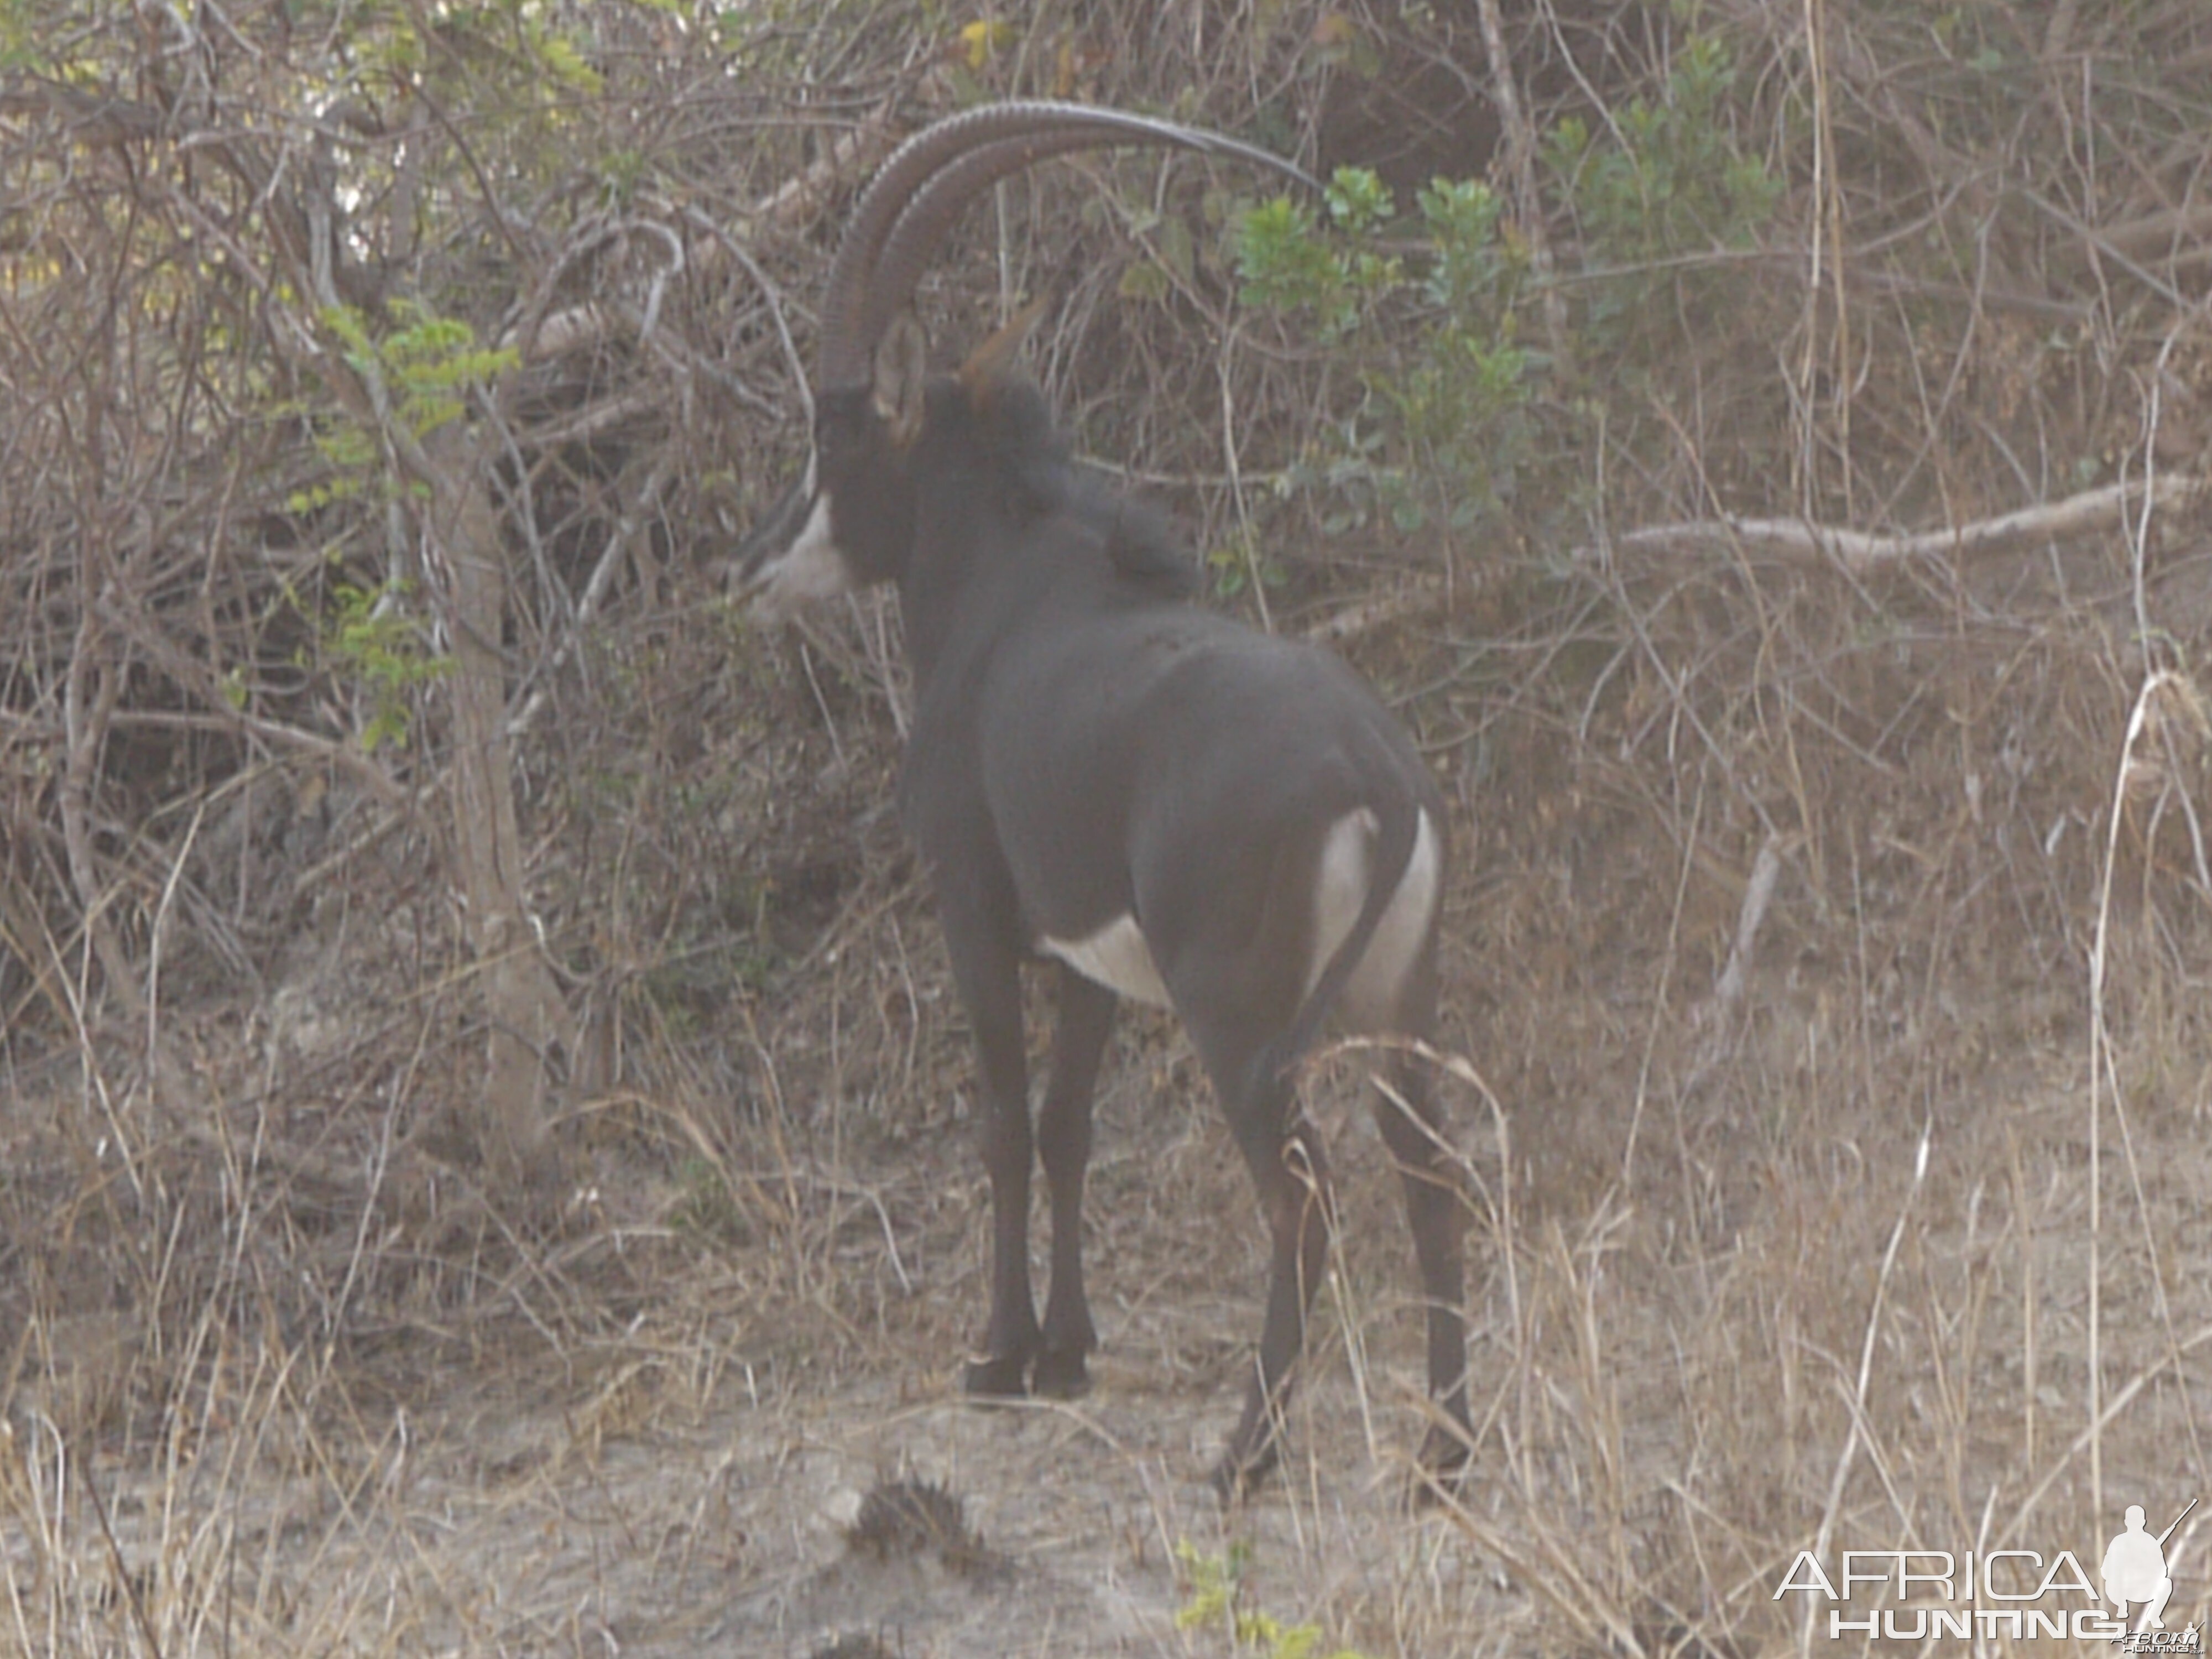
749,490,853,620
1041,914,1172,1008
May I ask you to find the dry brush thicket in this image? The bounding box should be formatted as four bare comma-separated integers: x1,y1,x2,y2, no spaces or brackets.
3,1,2211,1655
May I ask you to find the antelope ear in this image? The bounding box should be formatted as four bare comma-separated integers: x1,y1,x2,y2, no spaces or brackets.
958,295,1050,406
872,312,930,450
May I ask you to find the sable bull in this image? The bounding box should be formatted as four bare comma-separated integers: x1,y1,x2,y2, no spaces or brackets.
737,102,1470,1495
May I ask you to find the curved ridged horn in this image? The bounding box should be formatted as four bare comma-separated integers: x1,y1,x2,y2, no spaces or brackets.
816,101,1318,387
860,127,1318,360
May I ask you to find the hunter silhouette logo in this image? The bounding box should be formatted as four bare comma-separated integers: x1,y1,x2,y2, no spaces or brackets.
2105,1500,2193,1640
1772,1498,2200,1644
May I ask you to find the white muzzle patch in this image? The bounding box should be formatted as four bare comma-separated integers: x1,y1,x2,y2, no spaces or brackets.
748,489,854,621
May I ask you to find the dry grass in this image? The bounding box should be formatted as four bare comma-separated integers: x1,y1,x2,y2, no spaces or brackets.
10,538,2212,1655
8,1,2212,1655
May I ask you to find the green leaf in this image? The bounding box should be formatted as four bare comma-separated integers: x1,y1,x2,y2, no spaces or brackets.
1118,262,1170,304
1153,215,1194,285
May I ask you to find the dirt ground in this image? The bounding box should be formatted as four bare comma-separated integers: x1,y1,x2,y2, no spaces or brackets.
9,518,2212,1658
7,2,2212,1653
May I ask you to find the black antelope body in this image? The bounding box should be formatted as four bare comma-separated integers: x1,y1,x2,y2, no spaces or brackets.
737,102,1471,1496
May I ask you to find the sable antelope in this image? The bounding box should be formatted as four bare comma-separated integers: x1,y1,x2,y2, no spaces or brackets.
736,102,1470,1496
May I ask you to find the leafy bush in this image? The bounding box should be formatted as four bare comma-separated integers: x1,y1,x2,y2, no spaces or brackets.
1232,32,1782,559
316,577,451,753
1543,33,1782,354
1235,167,1535,541
1175,1540,1379,1659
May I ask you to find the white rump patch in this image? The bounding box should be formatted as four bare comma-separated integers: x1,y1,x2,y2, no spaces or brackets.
1314,807,1442,1029
1041,808,1439,1025
1041,914,1172,1009
1308,808,1380,999
749,490,852,620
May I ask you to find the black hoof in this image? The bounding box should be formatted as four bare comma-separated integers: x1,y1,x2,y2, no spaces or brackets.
1409,1459,1467,1511
1410,1429,1472,1511
1031,1347,1093,1399
962,1353,1031,1398
1210,1441,1279,1504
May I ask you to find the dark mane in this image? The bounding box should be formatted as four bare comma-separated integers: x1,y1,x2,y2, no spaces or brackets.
973,377,1197,602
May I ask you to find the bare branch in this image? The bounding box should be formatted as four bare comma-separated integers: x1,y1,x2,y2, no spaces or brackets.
1587,473,2210,574
501,70,950,367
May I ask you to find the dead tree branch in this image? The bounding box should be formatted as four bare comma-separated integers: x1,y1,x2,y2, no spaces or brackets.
1585,473,2209,575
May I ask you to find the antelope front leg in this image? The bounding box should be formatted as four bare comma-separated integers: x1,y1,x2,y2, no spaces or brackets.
1034,967,1115,1397
952,932,1039,1398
